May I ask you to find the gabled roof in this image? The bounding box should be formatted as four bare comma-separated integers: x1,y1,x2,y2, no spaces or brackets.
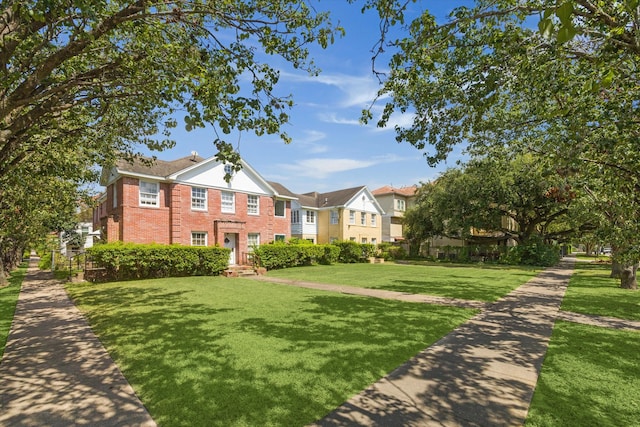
100,155,291,199
100,155,206,185
316,186,367,208
371,185,417,197
119,155,206,177
289,185,384,214
267,181,299,200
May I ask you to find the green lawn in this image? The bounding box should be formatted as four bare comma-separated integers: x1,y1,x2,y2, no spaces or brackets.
526,321,640,427
0,263,27,358
263,263,540,302
66,276,477,427
560,262,640,321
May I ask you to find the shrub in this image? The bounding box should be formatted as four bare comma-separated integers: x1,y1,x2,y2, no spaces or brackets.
378,242,407,261
331,241,378,263
319,244,340,265
86,243,230,282
251,242,339,270
499,241,560,267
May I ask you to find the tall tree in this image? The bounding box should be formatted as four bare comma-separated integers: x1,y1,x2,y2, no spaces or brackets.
1,0,342,178
404,154,582,249
368,0,640,285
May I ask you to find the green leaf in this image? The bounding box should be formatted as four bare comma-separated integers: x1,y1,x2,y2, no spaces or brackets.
556,2,575,26
557,25,577,43
601,69,615,88
538,18,554,39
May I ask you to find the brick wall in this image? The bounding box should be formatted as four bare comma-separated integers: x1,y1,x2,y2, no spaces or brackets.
98,179,292,260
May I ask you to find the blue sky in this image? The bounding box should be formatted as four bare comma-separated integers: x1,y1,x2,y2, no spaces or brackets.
144,1,472,195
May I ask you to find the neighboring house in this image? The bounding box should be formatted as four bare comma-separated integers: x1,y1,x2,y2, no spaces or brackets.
282,185,384,245
371,185,417,243
59,222,95,256
94,154,294,265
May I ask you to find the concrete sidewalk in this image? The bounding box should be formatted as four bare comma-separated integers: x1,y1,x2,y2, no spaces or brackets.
0,258,156,427
306,258,576,426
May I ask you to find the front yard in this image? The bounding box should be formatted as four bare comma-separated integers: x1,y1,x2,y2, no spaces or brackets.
66,274,477,427
60,261,640,426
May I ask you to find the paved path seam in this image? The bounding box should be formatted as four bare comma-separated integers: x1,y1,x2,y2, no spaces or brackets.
0,259,156,427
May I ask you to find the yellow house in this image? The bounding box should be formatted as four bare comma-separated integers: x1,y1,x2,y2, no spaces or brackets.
315,186,385,245
269,183,385,244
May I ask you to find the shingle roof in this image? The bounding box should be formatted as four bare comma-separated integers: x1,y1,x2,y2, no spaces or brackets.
317,186,366,208
371,185,417,197
116,154,206,177
267,181,298,199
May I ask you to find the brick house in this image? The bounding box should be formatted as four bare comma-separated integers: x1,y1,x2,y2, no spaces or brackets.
94,154,294,265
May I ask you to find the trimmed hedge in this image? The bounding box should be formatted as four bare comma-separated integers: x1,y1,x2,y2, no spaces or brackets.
87,243,230,282
332,240,377,263
252,243,340,270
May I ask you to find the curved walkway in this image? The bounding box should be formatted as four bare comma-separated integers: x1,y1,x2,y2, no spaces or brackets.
0,258,156,427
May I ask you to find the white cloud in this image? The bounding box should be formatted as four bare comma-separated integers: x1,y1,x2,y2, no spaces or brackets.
278,153,417,179
297,130,329,154
280,70,381,108
317,112,363,126
279,158,378,178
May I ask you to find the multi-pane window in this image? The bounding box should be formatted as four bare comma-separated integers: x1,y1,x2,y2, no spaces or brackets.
275,200,285,217
349,210,355,224
371,213,377,227
247,195,259,215
349,237,356,241
191,187,207,210
191,232,207,246
291,210,300,224
330,210,339,224
275,234,286,242
248,233,260,251
139,181,159,207
396,199,406,211
361,237,367,243
306,210,316,224
360,212,366,225
221,191,235,213
371,238,377,245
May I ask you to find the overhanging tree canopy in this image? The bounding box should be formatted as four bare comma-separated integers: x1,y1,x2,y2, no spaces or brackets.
0,0,342,178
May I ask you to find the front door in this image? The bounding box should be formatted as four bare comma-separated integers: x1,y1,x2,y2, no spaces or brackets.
224,233,237,265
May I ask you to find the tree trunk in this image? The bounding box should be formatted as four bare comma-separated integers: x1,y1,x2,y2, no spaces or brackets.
620,263,639,290
611,260,623,279
0,257,6,286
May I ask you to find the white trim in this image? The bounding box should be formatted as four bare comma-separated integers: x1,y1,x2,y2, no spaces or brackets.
221,191,235,213
139,180,159,207
191,231,208,246
191,186,208,211
247,194,259,215
274,199,286,218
